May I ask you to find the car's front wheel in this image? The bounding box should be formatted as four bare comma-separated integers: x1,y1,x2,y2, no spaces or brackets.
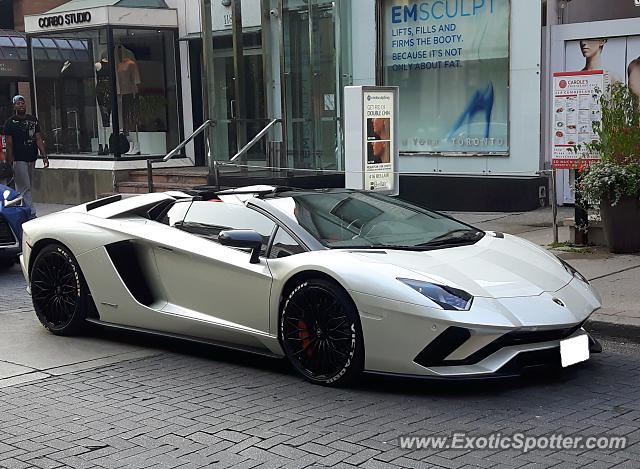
31,243,89,335
280,278,364,385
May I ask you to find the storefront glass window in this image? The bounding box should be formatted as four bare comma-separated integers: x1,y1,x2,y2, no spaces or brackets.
382,0,510,155
31,27,179,158
211,31,266,163
283,0,342,170
112,28,180,157
32,29,103,156
1,32,30,121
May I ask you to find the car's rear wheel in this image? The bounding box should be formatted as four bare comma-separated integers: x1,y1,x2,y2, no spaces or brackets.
31,243,89,335
280,278,364,386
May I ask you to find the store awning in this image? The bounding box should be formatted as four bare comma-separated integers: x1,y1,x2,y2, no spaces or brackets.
0,30,29,79
46,0,169,13
24,0,177,34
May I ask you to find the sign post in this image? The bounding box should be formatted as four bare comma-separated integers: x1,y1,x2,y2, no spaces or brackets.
344,86,399,196
552,70,608,244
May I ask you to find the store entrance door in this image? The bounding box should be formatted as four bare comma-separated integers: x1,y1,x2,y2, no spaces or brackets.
282,0,341,171
211,34,266,163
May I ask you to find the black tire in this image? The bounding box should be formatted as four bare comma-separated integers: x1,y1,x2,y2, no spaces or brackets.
280,278,364,386
31,243,89,335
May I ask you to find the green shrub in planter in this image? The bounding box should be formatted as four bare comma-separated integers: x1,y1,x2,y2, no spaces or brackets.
573,82,640,252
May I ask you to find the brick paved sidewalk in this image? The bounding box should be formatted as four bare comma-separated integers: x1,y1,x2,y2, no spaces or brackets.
0,337,639,469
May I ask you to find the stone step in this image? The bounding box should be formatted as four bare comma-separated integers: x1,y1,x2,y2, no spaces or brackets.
127,167,209,185
116,181,197,194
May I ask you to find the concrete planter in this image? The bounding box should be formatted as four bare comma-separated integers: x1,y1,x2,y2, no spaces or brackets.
600,196,640,253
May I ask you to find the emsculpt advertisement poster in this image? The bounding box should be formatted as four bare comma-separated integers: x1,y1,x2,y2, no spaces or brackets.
364,91,395,191
383,0,509,154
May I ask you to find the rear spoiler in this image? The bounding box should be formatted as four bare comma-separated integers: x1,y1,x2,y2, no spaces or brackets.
86,194,122,211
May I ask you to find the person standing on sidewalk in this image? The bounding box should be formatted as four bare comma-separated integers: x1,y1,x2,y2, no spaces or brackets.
2,95,48,216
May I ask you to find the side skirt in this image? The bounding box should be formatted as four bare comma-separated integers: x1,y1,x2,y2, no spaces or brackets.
86,318,284,359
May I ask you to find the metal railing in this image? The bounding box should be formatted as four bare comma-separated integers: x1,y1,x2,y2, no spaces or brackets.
146,118,280,192
228,118,280,163
212,118,281,190
147,119,215,192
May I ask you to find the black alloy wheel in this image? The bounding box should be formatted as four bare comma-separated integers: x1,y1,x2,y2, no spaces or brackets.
31,243,88,335
280,278,364,385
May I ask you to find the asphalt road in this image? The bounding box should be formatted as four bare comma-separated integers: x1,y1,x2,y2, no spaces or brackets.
1,263,639,469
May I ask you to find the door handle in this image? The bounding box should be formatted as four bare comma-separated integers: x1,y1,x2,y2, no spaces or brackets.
156,245,174,252
230,100,236,119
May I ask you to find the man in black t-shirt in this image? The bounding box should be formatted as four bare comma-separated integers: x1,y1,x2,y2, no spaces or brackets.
2,95,48,216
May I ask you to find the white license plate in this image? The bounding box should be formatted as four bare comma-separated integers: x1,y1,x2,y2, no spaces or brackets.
560,334,590,367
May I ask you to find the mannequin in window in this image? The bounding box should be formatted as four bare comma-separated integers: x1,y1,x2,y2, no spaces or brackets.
116,45,141,155
95,52,111,154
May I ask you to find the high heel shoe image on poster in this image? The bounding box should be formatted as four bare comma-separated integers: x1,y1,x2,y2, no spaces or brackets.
448,83,495,139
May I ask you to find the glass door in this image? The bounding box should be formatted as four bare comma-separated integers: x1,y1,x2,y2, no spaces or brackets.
283,0,340,170
211,36,266,162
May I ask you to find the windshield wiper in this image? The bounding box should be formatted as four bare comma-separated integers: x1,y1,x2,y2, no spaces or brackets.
418,230,484,247
333,245,431,251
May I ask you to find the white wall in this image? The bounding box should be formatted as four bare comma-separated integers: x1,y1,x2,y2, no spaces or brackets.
487,0,542,176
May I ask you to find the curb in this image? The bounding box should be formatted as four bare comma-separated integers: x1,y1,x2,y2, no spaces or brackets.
584,319,640,344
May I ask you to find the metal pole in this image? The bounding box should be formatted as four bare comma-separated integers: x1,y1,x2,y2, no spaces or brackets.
147,159,155,193
200,0,215,171
213,160,220,191
232,0,247,159
574,168,589,245
278,0,287,174
308,1,317,171
551,168,558,244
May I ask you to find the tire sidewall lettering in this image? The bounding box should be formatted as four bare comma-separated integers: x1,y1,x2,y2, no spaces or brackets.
56,246,81,298
281,280,358,384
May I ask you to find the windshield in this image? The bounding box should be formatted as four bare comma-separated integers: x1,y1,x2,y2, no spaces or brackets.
263,190,484,249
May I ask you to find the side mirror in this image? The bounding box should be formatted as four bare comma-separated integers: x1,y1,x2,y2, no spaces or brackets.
4,195,24,208
218,229,263,264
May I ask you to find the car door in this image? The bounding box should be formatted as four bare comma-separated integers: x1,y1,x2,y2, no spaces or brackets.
152,199,276,335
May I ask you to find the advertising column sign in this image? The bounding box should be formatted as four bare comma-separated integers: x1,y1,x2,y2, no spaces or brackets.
345,86,399,196
552,71,606,169
383,0,510,154
364,91,395,192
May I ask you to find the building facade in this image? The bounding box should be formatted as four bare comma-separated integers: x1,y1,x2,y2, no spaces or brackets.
20,0,548,209
543,0,640,206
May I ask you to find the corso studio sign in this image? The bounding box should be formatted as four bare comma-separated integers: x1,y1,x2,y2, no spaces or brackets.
38,11,92,28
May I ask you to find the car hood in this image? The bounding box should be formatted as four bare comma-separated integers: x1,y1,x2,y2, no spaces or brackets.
346,233,573,298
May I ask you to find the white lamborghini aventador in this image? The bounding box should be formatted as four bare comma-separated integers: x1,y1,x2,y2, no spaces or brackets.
20,186,602,385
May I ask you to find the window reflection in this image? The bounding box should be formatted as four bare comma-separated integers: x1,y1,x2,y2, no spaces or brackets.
31,28,180,157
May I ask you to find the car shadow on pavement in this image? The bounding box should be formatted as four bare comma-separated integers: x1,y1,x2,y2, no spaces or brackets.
81,324,606,396
86,325,295,376
355,359,602,396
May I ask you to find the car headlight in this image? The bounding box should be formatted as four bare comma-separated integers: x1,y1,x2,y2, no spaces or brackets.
397,278,473,311
558,258,589,284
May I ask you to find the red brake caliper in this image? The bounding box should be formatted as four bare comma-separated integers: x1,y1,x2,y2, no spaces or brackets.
298,319,313,357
